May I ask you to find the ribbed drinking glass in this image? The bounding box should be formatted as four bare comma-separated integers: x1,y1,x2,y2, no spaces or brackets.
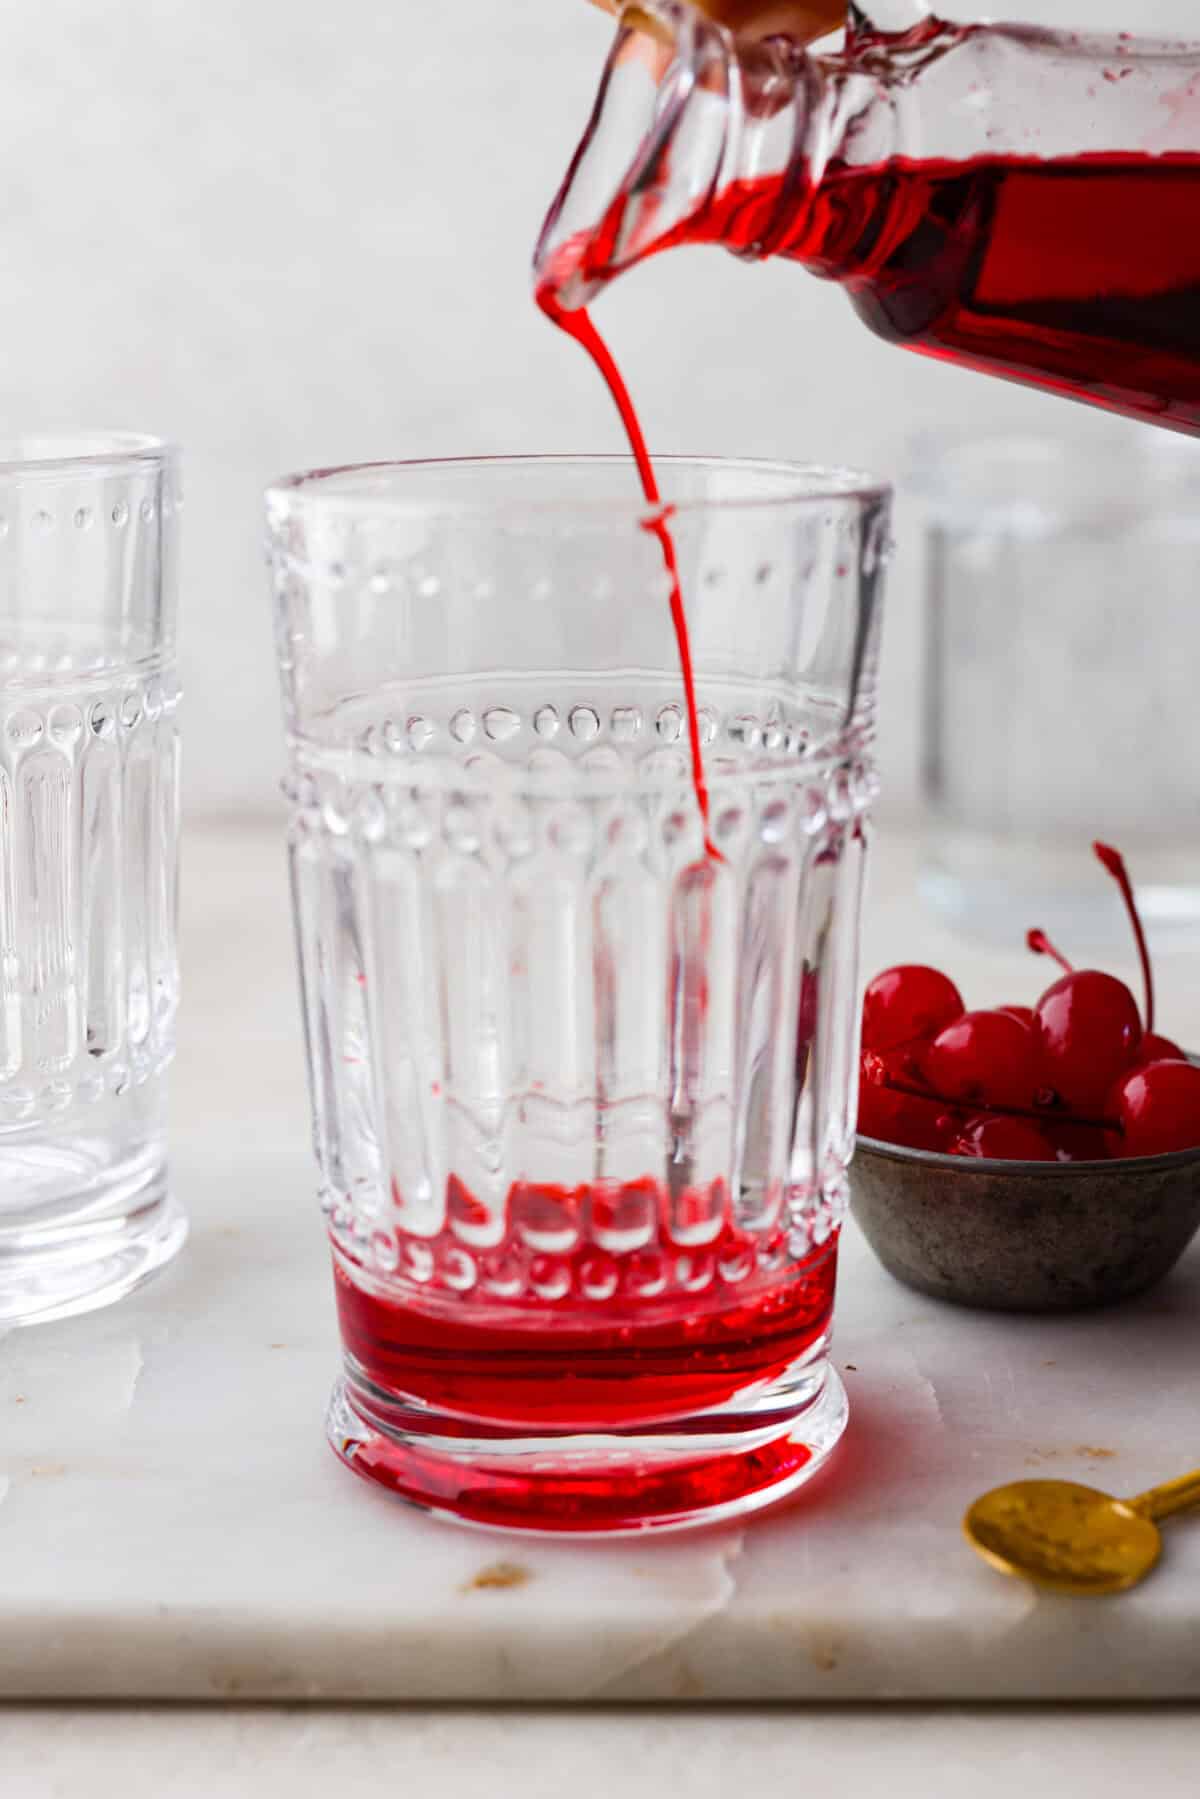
268,454,888,1533
0,434,184,1325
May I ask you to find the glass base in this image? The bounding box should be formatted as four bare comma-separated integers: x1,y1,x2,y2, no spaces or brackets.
326,1360,848,1536
0,1154,186,1328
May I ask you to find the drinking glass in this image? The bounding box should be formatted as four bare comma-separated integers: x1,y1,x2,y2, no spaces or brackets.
0,434,185,1324
917,432,1200,946
267,455,889,1533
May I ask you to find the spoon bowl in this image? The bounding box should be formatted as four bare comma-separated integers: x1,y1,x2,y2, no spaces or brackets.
965,1480,1161,1595
964,1467,1200,1594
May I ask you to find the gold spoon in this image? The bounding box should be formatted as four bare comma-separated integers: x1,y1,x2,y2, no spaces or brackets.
964,1469,1200,1595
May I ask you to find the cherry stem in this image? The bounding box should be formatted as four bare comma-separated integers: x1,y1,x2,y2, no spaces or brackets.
1094,840,1154,1034
878,1074,1121,1136
1026,927,1073,973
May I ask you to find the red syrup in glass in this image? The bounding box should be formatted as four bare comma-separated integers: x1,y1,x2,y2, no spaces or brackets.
566,153,1200,435
335,1402,822,1533
332,1182,838,1531
336,1196,836,1432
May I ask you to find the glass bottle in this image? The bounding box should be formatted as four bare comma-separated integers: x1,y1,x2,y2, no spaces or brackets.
537,2,1200,433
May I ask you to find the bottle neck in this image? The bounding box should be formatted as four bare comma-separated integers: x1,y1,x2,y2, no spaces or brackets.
538,2,1200,309
534,2,835,306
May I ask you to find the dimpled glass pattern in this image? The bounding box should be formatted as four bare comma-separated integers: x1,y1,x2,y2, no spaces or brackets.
268,456,889,1532
0,436,185,1325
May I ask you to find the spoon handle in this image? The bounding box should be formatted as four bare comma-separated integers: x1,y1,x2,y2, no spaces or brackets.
1128,1470,1200,1523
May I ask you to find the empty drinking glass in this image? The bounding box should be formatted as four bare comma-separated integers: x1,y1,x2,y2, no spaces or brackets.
268,455,889,1533
0,435,185,1325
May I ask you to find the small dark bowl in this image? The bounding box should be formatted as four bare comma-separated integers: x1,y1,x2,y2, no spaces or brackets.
849,1131,1200,1313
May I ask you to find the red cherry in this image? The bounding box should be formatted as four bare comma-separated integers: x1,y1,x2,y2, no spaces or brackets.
1034,970,1141,1112
858,1049,956,1151
1141,1031,1186,1064
1107,1059,1200,1158
949,1114,1057,1161
923,1009,1038,1110
1044,1120,1112,1163
997,1005,1036,1030
862,965,964,1053
902,1113,961,1154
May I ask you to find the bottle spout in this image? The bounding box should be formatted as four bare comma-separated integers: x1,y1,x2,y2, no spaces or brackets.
534,3,742,310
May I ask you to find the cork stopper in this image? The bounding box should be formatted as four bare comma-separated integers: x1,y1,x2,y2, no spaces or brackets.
587,0,846,47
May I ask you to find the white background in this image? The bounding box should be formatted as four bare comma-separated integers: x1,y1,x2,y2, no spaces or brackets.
1,0,1192,819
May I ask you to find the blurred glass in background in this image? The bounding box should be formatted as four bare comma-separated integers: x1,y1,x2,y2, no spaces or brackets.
916,430,1200,948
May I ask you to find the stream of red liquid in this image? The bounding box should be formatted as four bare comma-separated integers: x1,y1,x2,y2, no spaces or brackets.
536,286,719,858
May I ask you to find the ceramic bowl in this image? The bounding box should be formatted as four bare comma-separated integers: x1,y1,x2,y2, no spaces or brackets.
849,1131,1200,1313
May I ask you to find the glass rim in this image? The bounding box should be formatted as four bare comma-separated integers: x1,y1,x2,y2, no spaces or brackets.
0,432,177,479
266,453,891,522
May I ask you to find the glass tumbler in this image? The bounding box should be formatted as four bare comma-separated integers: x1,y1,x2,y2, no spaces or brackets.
0,435,184,1325
267,456,889,1534
918,432,1200,946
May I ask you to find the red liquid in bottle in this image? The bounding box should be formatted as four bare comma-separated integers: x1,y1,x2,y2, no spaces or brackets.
627,152,1200,435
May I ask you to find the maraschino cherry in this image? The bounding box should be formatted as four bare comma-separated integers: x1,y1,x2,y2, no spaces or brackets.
1032,969,1141,1113
862,965,963,1052
857,841,1197,1163
858,1050,954,1152
1108,1060,1200,1157
923,1009,1037,1111
1024,918,1140,1112
950,1115,1057,1161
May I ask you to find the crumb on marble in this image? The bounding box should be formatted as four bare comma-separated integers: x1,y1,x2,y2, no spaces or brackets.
672,1660,706,1697
30,1463,68,1478
844,1363,858,1372
811,1642,839,1672
465,1562,531,1592
1024,1446,1117,1468
269,1343,288,1350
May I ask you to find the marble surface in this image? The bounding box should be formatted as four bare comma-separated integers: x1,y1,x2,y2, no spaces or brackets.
4,1705,1200,1799
2,821,1199,1704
